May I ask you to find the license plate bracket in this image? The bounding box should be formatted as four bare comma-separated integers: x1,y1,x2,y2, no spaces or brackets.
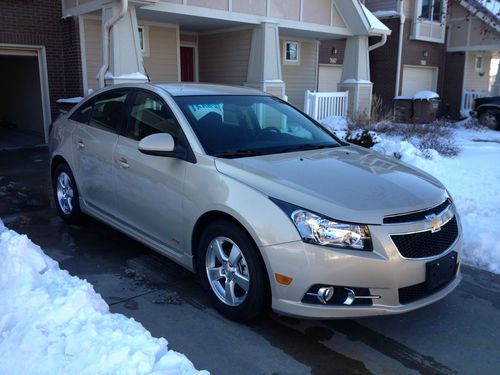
426,251,458,291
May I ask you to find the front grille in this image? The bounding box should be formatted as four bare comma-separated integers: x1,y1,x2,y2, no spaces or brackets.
391,216,459,258
384,199,451,224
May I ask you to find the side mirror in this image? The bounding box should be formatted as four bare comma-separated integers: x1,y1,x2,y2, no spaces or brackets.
138,133,176,156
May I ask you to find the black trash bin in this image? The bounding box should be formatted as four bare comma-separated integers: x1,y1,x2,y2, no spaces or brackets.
393,96,413,123
412,91,440,124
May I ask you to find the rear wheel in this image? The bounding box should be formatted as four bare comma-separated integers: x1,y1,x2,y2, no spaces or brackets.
52,163,82,224
197,220,269,322
478,110,499,130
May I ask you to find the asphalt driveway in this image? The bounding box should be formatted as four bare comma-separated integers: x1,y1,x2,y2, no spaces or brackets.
1,147,499,375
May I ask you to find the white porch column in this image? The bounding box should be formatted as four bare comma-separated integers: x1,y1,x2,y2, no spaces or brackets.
102,3,147,86
491,59,500,97
338,36,373,119
245,22,286,98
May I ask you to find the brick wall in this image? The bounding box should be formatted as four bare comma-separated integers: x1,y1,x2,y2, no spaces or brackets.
0,0,83,120
318,39,346,65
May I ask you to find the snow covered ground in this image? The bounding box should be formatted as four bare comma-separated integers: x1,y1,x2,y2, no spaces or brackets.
0,220,207,375
322,117,500,274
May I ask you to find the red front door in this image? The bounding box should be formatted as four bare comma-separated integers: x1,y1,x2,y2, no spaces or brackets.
180,47,194,82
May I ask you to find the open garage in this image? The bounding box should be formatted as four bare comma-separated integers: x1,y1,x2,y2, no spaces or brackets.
0,48,50,149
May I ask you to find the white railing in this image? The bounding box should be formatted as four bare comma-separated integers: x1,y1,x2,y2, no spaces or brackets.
304,90,349,120
461,89,489,117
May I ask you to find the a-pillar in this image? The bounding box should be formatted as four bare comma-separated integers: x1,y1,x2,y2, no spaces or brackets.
245,22,286,98
338,36,373,119
102,2,147,86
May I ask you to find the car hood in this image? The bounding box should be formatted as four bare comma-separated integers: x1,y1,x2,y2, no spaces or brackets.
214,145,448,224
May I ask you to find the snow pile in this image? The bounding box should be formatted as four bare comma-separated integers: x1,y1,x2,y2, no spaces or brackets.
0,220,207,375
321,116,349,139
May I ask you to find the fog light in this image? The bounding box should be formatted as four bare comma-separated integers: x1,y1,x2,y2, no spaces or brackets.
317,286,335,304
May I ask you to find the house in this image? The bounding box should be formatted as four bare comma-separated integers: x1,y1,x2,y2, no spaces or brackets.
1,0,391,146
318,0,500,119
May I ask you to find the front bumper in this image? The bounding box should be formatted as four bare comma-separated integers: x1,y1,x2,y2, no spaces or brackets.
261,213,463,319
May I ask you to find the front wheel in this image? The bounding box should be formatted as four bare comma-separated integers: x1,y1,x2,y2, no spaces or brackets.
52,163,82,224
478,110,499,130
197,220,269,322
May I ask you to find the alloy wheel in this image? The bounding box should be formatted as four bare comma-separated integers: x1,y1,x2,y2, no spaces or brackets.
205,236,250,306
56,172,74,215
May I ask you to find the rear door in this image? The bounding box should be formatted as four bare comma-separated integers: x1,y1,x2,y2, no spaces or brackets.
71,88,130,217
113,89,189,255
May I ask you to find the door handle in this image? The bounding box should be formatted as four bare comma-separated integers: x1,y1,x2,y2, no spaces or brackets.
76,139,85,149
118,157,129,169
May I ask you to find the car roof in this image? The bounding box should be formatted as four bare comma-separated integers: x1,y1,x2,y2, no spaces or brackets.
153,83,270,97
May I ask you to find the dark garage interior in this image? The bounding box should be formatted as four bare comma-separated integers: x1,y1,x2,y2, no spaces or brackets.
0,54,46,149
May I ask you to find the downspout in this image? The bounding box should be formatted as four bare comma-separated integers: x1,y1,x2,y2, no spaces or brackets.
394,0,405,97
98,0,128,88
368,34,387,51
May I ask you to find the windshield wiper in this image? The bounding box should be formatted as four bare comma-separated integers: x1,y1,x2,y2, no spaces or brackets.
211,149,265,158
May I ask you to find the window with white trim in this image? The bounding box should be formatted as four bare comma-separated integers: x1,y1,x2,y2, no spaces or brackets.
283,41,300,65
419,0,444,22
138,26,145,53
475,55,484,72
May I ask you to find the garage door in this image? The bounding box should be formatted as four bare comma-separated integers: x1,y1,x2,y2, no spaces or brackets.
318,64,343,92
401,66,438,97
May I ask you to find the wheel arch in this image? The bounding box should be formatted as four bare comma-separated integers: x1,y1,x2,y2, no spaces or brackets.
191,211,268,277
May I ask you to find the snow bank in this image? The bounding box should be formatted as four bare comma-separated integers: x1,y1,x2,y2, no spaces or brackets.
374,126,500,274
0,220,208,375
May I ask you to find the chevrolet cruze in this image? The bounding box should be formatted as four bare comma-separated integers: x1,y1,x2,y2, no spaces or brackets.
49,83,462,321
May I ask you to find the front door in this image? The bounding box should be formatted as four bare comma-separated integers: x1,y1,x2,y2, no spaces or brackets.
180,46,195,82
113,89,187,255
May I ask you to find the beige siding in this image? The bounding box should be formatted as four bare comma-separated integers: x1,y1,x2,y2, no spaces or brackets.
143,26,179,82
180,33,198,43
270,0,300,21
198,29,252,85
303,0,331,26
187,0,228,10
233,0,266,16
83,18,101,91
332,3,347,28
281,39,318,110
463,52,491,91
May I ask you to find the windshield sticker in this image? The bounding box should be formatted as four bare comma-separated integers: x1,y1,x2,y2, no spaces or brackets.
188,103,223,120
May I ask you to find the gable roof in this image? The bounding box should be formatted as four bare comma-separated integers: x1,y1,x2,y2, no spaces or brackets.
459,0,500,33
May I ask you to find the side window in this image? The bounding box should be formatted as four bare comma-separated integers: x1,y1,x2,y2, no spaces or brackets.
126,90,181,141
69,100,93,124
88,89,128,133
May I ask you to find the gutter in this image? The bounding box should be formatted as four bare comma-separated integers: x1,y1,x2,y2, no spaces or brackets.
98,0,128,88
394,0,405,97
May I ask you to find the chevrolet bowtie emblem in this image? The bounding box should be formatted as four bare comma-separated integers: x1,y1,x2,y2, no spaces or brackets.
425,214,443,233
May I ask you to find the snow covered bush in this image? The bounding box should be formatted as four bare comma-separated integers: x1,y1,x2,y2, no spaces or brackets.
0,220,207,375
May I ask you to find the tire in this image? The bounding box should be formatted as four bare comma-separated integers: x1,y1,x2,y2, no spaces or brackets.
52,163,82,224
478,110,499,130
197,220,269,322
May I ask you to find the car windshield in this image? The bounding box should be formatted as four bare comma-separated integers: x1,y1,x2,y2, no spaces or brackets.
173,95,342,157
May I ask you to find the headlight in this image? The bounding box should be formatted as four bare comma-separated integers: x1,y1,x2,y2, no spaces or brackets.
270,198,372,251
